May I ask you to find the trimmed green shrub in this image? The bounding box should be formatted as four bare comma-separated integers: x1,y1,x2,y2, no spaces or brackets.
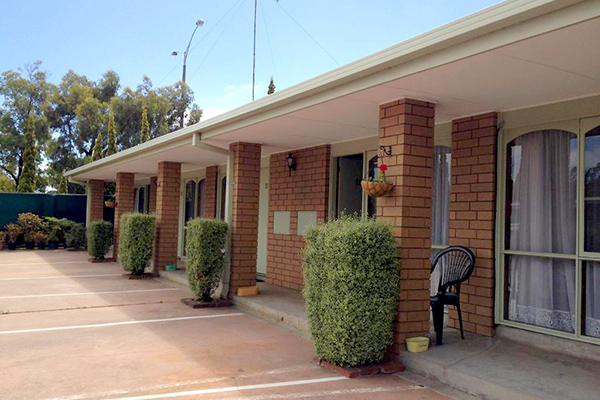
87,220,113,259
118,213,155,275
186,218,228,301
67,223,86,249
303,216,400,367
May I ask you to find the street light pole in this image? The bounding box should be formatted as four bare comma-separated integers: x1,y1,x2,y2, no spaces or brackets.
172,19,204,127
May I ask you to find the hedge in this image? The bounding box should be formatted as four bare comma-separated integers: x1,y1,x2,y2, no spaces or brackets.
66,223,86,249
186,218,228,301
87,220,113,259
303,216,400,367
118,213,155,275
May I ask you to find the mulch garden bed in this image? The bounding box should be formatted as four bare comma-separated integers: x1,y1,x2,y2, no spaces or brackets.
313,357,404,378
88,257,116,263
181,298,232,309
124,273,156,280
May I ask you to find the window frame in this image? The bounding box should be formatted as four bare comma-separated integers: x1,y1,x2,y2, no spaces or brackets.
495,117,600,345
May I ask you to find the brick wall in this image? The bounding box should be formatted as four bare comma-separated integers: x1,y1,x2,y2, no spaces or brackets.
204,165,219,219
149,177,157,213
377,98,434,356
153,161,181,271
89,179,105,222
448,112,498,336
229,143,261,292
114,173,135,258
266,145,330,290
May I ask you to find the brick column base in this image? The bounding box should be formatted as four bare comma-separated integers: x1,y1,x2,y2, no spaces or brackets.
377,98,435,356
153,161,181,272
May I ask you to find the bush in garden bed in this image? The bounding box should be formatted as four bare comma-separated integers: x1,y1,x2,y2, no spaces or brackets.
303,216,400,367
186,218,228,302
67,223,86,249
118,213,155,275
87,220,113,259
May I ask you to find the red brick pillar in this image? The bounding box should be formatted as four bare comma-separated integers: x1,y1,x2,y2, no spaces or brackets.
204,165,219,218
377,98,435,356
448,112,498,336
89,179,105,222
149,177,157,213
153,161,181,272
229,142,261,293
114,172,135,259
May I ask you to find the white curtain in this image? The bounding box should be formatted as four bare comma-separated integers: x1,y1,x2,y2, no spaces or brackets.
431,146,451,295
587,262,600,337
507,130,577,333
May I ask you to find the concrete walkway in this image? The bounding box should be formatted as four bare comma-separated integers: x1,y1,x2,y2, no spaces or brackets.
0,250,455,400
159,276,600,400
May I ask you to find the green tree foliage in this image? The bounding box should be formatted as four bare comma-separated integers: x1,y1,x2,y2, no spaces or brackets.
140,106,150,143
0,173,16,192
17,115,38,192
91,132,104,161
303,216,400,367
0,61,51,189
267,77,276,95
106,103,118,156
58,175,68,193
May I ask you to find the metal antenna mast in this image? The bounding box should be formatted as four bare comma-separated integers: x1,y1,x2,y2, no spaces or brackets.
252,0,258,101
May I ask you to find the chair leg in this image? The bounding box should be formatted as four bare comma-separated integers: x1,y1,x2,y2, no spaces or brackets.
431,301,444,346
457,304,465,339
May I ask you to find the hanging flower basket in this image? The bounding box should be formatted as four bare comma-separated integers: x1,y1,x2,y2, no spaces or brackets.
361,163,393,197
361,180,394,197
104,200,115,208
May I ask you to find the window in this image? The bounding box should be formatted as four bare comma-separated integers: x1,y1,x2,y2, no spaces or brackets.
220,176,227,220
498,124,600,341
137,186,145,213
196,179,206,217
184,180,196,223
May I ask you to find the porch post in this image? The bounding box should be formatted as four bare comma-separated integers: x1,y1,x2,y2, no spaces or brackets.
114,173,135,259
448,112,498,336
153,161,181,273
88,179,105,222
377,98,435,356
228,142,261,295
204,165,219,218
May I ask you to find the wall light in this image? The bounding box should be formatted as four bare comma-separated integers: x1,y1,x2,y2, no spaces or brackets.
286,153,297,176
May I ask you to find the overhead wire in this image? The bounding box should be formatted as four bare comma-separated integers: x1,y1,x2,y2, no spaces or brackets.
274,0,340,67
156,0,245,86
187,0,247,83
259,0,278,84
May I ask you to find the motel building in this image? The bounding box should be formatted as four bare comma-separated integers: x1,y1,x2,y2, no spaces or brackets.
66,0,600,366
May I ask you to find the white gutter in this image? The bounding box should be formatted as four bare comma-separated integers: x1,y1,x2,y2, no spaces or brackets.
66,0,596,180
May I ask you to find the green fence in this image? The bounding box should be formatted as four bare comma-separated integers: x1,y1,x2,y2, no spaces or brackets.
0,193,87,228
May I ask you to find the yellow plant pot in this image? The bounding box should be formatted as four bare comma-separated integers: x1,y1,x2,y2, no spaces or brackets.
406,336,430,353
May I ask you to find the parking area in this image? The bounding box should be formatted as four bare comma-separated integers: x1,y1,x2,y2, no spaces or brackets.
0,250,455,400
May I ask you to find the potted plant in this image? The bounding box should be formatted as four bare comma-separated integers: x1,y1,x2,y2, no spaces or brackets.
45,218,62,250
104,196,115,208
361,163,393,197
4,223,23,250
18,213,44,250
0,231,5,251
32,230,48,250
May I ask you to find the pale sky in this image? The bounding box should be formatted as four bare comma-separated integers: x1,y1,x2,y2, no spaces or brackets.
1,0,500,121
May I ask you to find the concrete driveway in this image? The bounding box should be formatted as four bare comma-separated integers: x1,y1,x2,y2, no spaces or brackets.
0,250,455,400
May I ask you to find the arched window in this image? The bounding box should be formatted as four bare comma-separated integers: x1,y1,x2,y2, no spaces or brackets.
220,176,227,220
138,186,145,213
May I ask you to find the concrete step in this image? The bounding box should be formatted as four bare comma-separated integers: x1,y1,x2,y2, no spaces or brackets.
401,327,600,400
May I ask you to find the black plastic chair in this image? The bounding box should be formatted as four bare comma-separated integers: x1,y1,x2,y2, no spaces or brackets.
430,246,475,346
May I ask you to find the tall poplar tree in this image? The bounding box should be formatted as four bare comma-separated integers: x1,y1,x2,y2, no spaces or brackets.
106,103,117,155
140,106,150,143
17,115,37,192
